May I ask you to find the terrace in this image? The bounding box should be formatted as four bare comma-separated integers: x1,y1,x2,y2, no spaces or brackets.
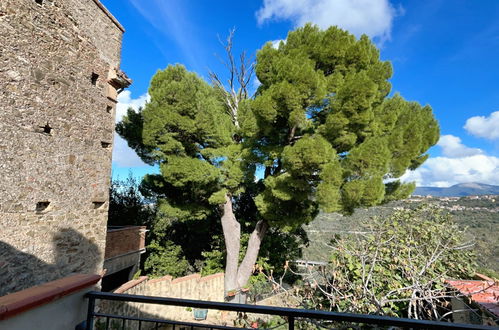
86,290,496,329
2,274,496,329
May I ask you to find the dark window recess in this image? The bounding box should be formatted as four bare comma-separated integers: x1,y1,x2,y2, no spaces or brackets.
106,105,113,113
101,266,134,292
91,72,99,85
35,0,43,5
101,141,111,148
36,201,50,212
92,201,105,209
40,123,52,135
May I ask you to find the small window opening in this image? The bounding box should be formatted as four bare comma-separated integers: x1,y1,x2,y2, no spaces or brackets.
91,72,99,85
36,201,50,213
92,201,105,209
101,141,111,148
35,0,43,5
40,123,52,135
106,105,112,113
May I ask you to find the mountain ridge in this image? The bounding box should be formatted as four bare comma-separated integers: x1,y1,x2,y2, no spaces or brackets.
413,182,499,197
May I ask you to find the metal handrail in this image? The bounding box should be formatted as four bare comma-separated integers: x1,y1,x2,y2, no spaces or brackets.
85,291,496,329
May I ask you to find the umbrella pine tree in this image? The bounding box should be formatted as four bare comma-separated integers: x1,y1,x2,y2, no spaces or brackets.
117,25,439,300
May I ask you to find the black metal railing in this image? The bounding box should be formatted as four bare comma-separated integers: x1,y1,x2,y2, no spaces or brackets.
85,291,495,330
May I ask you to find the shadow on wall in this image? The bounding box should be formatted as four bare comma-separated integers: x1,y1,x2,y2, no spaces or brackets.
0,228,100,297
97,274,227,330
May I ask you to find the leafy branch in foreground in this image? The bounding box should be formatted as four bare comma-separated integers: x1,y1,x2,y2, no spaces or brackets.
262,206,478,322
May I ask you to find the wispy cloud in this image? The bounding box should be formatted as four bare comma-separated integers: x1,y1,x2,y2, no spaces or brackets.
129,0,204,71
256,0,399,43
449,20,499,62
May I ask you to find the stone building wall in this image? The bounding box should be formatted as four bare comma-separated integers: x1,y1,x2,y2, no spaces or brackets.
99,273,225,329
0,0,127,296
64,0,124,67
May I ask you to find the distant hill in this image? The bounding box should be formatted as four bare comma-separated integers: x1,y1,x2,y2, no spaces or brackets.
413,182,499,197
303,195,499,276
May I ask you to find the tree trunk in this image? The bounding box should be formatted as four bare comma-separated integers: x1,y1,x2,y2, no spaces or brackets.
221,194,240,297
221,194,268,303
236,220,268,287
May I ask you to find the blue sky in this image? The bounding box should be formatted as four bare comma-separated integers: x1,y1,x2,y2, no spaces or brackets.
102,0,499,187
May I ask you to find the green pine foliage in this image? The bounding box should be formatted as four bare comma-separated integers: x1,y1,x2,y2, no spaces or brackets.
144,240,190,278
117,25,439,284
108,174,155,227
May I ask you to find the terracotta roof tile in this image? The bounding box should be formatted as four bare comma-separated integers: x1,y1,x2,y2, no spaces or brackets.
445,279,499,317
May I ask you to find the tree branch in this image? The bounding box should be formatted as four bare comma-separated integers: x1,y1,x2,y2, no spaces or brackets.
236,220,269,287
210,28,255,130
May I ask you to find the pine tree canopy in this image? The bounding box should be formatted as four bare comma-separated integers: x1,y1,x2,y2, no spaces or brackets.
117,24,439,292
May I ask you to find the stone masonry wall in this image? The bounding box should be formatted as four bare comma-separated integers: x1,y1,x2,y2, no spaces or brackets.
99,273,225,329
64,0,124,67
0,0,125,296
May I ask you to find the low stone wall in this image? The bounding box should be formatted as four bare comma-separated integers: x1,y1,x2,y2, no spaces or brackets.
99,273,224,328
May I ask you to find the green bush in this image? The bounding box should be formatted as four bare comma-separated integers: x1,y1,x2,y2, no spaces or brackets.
144,240,190,278
297,205,476,320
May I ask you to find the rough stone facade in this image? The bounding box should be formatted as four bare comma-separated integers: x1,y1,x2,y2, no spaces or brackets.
99,273,225,329
0,0,128,296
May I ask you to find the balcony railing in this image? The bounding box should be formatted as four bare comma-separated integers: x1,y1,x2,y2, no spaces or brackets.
85,291,495,330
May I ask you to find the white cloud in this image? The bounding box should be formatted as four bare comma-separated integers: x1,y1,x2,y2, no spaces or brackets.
112,133,149,167
401,155,499,187
437,135,483,158
248,77,262,97
116,90,150,123
252,76,262,88
464,111,499,140
401,135,498,187
270,39,285,49
256,0,397,41
112,91,150,168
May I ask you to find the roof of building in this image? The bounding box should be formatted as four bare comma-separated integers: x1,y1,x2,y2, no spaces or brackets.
445,278,499,317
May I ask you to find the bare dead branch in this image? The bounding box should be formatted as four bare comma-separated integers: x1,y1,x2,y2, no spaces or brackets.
211,28,255,130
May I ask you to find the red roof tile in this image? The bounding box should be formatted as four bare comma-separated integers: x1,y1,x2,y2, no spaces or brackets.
445,279,499,317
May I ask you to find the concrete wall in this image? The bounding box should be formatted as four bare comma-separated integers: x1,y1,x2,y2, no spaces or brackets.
1,287,92,330
103,250,142,278
99,273,225,328
0,0,125,296
0,274,100,330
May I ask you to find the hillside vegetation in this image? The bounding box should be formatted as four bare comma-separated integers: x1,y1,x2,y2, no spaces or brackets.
303,195,499,276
